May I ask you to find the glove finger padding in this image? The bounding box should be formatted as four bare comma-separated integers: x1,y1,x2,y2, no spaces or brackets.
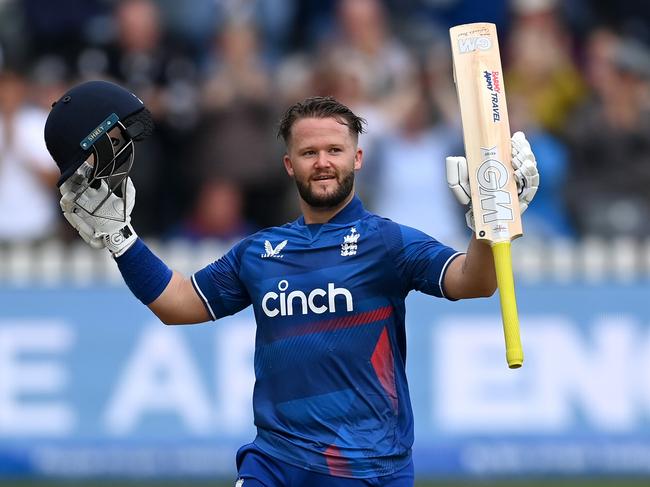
465,208,475,232
60,164,94,213
59,167,138,255
74,179,110,214
445,156,471,205
510,131,539,214
60,162,94,196
69,178,135,225
60,159,135,221
446,155,476,231
63,211,106,249
123,177,136,216
59,191,76,213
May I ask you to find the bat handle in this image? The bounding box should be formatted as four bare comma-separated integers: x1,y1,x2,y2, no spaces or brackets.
491,241,523,368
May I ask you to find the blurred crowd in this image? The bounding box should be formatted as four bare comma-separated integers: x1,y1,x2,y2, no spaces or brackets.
0,0,649,247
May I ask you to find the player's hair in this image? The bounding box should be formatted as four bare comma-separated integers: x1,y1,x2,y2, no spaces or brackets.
277,96,366,144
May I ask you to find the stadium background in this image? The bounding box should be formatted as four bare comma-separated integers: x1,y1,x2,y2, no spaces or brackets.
1,0,650,486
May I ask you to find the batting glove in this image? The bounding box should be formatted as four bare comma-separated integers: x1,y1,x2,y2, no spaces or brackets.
446,131,539,231
59,163,138,257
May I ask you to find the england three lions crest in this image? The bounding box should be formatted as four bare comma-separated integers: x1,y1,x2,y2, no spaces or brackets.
341,227,360,256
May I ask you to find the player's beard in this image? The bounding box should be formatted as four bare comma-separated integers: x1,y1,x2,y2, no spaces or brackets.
294,167,355,209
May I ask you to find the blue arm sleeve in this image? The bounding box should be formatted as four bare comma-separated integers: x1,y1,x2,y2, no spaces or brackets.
115,239,173,305
380,220,463,299
191,241,252,320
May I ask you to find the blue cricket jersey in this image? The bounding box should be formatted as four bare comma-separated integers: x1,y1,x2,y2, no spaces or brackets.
192,196,462,478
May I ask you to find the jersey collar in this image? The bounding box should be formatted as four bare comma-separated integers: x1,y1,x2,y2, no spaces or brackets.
296,195,369,226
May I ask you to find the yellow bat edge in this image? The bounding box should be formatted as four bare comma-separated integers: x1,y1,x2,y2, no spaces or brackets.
491,241,523,368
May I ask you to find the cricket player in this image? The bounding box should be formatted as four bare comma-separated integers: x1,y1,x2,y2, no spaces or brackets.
44,81,538,486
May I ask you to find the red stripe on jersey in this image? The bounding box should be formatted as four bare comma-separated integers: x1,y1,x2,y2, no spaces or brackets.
275,305,393,340
324,444,352,477
371,326,398,413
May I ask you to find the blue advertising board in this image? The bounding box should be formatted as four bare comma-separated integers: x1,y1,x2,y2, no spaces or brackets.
1,282,649,479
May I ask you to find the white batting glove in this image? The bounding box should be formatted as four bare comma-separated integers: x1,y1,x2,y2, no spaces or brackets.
446,131,539,231
59,163,138,257
510,131,539,213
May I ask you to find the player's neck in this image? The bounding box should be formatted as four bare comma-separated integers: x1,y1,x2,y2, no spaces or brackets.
300,191,355,224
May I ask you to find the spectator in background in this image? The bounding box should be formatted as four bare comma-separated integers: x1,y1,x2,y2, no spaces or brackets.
21,0,110,67
564,29,650,237
213,0,297,64
286,0,338,53
382,0,510,54
372,74,466,246
201,21,272,110
192,20,291,229
313,0,420,207
29,56,71,113
422,35,463,127
0,68,59,243
155,0,219,69
273,52,317,108
326,0,418,111
167,178,256,242
107,0,167,104
5,0,624,245
579,1,650,42
499,0,577,238
105,0,198,236
105,0,200,127
508,92,574,238
505,0,587,135
395,0,510,30
310,52,393,208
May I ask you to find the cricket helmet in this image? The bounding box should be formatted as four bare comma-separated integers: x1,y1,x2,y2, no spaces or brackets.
44,80,154,221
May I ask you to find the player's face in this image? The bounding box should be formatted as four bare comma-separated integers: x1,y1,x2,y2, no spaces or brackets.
283,117,363,208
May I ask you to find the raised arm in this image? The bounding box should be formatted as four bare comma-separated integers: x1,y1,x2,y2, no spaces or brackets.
148,271,210,325
46,81,215,326
442,236,497,299
444,131,539,300
59,168,211,325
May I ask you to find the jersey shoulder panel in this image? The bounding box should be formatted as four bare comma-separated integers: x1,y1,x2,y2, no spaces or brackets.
376,217,461,298
192,223,305,320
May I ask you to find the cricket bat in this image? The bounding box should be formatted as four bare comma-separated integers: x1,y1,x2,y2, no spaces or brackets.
449,22,524,368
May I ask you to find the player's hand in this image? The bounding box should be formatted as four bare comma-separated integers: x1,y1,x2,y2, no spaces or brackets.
446,131,539,231
59,163,138,256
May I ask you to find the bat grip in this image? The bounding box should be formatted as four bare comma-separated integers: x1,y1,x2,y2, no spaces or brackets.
491,241,523,368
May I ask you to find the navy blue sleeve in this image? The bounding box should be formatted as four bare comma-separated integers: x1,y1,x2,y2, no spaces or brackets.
191,240,252,320
380,220,463,299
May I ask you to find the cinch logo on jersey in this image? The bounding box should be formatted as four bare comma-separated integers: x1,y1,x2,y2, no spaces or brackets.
261,280,354,317
483,70,501,122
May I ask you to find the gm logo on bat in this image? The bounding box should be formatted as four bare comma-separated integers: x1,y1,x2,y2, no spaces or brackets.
458,36,492,53
477,146,514,224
